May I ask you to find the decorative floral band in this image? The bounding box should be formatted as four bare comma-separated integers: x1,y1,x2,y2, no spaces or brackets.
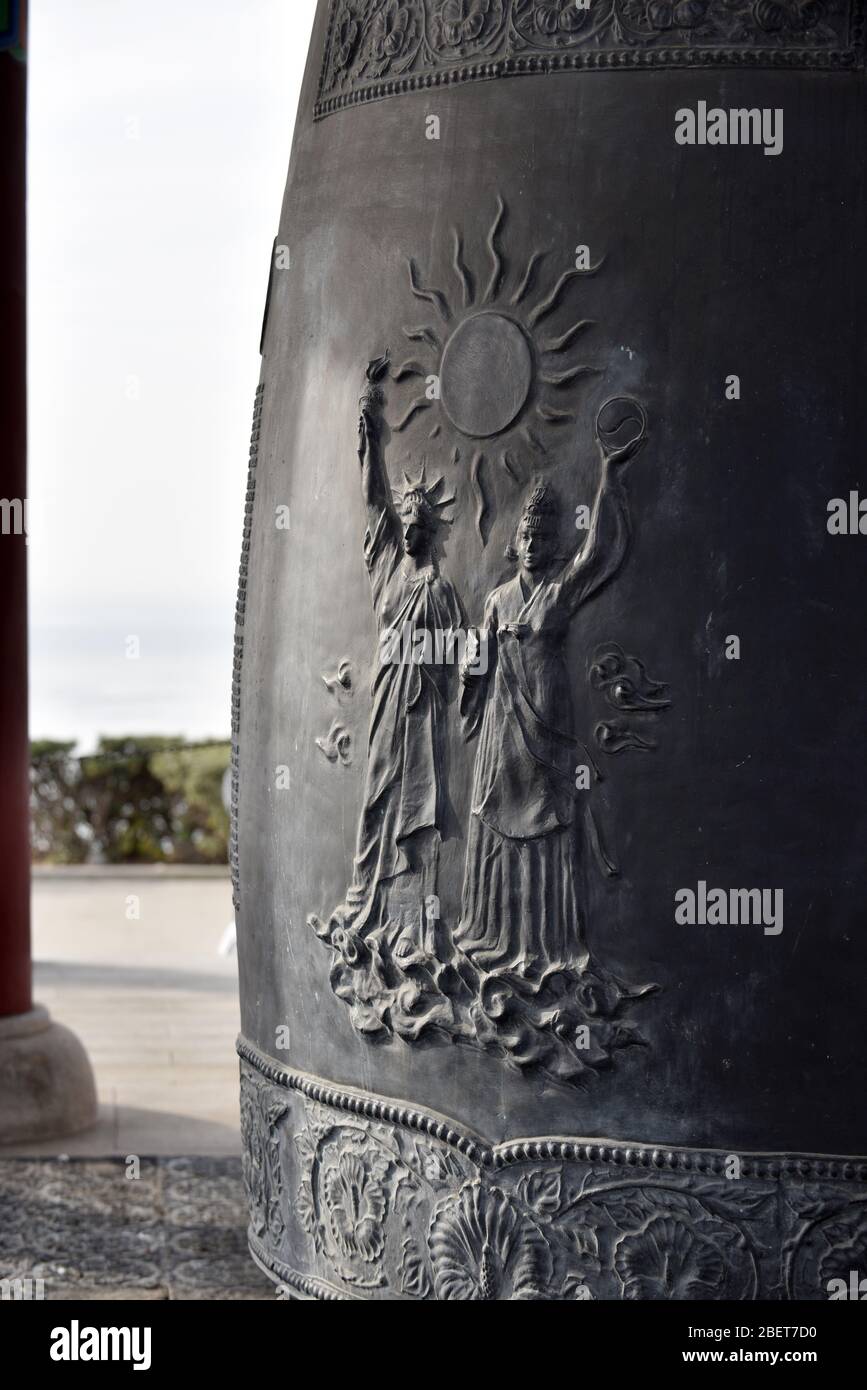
314,0,865,118
238,1038,867,1301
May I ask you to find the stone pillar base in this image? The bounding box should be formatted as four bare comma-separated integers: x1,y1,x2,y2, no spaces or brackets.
0,1005,97,1145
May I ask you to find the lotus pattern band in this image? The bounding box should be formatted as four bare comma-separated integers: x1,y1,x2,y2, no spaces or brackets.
239,1040,867,1301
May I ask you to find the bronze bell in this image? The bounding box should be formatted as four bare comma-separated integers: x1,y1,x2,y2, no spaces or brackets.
234,0,867,1302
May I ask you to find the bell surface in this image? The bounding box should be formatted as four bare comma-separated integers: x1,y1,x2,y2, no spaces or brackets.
234,0,867,1301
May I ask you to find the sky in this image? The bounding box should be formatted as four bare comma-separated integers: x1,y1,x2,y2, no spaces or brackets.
27,0,318,751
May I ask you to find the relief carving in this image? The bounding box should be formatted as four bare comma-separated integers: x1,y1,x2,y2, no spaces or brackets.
393,195,600,529
590,641,671,714
454,435,660,1081
309,354,466,1042
322,658,354,698
237,1054,867,1301
315,0,863,118
317,660,355,760
239,1070,290,1244
783,1184,867,1299
590,641,672,755
307,206,664,1086
315,719,353,765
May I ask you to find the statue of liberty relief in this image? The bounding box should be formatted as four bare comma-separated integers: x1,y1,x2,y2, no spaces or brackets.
309,357,465,1043
455,412,657,1082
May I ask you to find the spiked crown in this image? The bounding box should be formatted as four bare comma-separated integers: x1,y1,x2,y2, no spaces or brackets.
394,462,455,531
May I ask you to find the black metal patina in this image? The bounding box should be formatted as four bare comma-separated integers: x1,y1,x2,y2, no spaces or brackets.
233,0,867,1299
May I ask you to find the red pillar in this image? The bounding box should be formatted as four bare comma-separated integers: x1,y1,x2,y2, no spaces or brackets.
0,12,31,1019
0,4,95,1144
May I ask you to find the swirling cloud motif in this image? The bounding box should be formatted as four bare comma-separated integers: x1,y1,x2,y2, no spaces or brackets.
392,194,603,542
315,719,353,765
322,658,353,698
590,641,671,713
595,721,656,755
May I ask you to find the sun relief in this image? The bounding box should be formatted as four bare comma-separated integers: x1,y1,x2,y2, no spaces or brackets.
393,196,602,541
441,312,533,438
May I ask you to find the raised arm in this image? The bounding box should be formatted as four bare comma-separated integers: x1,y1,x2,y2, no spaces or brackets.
560,430,644,613
358,366,399,542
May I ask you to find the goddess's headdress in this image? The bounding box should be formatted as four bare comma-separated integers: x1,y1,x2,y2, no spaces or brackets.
504,476,562,562
393,462,455,531
518,477,560,535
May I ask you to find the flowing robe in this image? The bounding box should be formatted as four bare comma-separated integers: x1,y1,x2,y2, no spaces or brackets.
342,506,462,938
455,575,586,976
456,469,629,979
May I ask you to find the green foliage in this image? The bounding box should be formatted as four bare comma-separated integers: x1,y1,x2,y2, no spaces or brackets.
151,744,230,864
30,737,231,866
31,740,89,864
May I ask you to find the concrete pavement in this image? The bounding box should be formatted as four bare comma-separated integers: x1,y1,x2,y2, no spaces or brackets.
1,869,243,1157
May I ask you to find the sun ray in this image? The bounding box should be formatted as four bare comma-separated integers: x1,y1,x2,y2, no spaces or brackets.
528,257,605,329
451,228,474,308
527,270,579,328
393,397,431,432
395,202,611,487
501,451,519,483
540,320,595,354
483,196,506,306
511,250,547,306
470,451,489,544
393,359,428,381
407,258,452,323
540,365,601,387
537,404,575,424
403,324,441,351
